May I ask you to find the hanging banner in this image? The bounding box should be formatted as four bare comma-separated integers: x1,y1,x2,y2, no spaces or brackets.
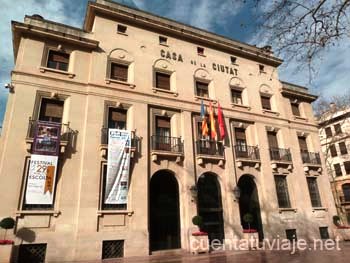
33,121,61,156
25,154,58,205
105,129,131,204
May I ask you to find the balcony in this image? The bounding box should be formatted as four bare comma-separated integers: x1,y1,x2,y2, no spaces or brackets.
269,147,293,171
301,151,321,165
151,135,184,162
234,145,261,169
26,118,74,154
100,127,139,158
339,195,350,204
196,140,225,166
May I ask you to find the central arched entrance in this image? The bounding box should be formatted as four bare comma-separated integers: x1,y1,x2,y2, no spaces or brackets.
150,170,181,251
238,175,264,240
197,173,225,243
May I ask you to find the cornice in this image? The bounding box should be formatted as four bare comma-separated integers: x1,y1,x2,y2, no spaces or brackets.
84,1,283,67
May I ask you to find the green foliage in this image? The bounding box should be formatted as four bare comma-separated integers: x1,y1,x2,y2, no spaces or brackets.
192,215,203,227
0,217,15,230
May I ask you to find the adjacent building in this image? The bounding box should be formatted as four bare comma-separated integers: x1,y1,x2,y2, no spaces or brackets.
318,104,350,225
0,0,337,262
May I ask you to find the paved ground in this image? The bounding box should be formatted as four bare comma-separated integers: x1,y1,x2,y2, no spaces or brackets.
65,242,350,263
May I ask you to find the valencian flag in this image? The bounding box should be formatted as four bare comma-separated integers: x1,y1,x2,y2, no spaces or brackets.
200,100,209,137
217,102,226,140
209,101,217,139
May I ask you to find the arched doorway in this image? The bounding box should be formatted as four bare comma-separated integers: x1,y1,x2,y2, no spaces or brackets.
238,175,264,240
150,170,181,251
197,173,225,243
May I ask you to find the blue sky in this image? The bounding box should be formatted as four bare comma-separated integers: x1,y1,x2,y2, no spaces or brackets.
0,0,349,126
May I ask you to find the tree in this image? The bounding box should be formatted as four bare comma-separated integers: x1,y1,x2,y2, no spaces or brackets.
243,0,350,79
0,217,15,240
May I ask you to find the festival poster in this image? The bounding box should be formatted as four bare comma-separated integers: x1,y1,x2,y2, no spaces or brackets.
105,129,131,204
25,154,58,205
33,121,61,156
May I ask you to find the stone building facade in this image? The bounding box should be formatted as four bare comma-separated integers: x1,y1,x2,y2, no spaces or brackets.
319,105,350,225
0,0,337,261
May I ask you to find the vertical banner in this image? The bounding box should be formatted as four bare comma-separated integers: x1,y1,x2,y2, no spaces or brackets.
25,154,58,204
105,129,131,204
25,121,61,205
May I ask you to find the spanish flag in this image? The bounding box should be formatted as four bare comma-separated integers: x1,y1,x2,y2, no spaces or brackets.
200,100,208,137
209,102,217,139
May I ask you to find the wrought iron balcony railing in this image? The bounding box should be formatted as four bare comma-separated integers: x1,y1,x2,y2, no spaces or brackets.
339,195,350,203
26,118,73,142
301,151,321,165
151,135,183,153
196,140,224,157
234,145,260,160
269,147,292,162
101,127,138,148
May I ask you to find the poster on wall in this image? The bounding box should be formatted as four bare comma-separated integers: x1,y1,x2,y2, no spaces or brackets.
33,121,61,156
25,154,58,205
105,129,131,205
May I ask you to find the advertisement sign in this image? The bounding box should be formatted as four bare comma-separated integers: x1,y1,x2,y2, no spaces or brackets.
33,121,61,156
25,154,58,205
105,129,131,204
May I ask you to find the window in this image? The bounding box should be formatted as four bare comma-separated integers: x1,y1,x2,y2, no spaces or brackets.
159,36,168,45
117,24,127,34
155,72,170,90
339,142,348,155
342,184,350,202
334,163,342,176
319,227,329,239
196,81,209,98
291,102,300,116
267,131,278,149
18,243,47,263
259,64,265,73
101,163,127,210
285,229,297,241
155,116,171,151
47,50,69,71
107,108,127,130
235,128,247,156
197,47,204,55
325,127,332,138
334,123,342,134
231,89,242,105
298,136,308,152
39,98,64,123
344,161,350,175
329,144,337,157
261,95,271,110
230,56,237,64
274,175,291,208
306,177,322,207
102,240,124,259
110,63,128,82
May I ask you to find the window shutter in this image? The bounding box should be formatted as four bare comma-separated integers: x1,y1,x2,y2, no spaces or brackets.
49,51,69,63
41,99,64,119
298,137,308,152
111,63,128,81
330,144,337,157
291,103,300,116
156,72,170,90
325,127,332,137
110,110,127,122
267,132,278,148
261,96,271,110
156,117,171,128
339,142,348,155
235,128,246,141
